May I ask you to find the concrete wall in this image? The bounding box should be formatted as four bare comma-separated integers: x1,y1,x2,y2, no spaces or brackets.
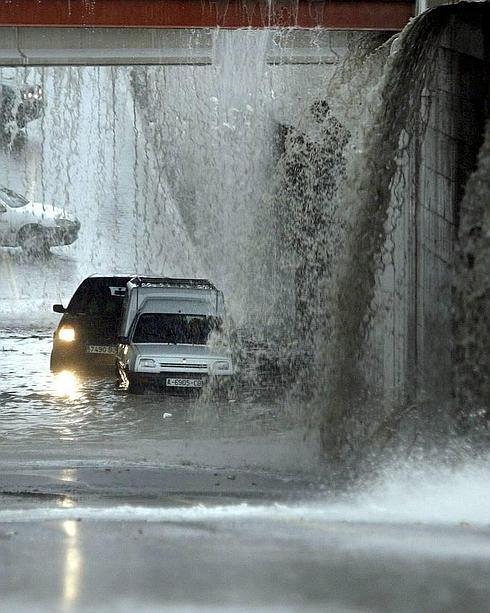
416,17,487,403
380,12,489,410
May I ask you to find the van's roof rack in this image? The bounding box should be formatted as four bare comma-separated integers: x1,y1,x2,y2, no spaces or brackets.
130,276,218,291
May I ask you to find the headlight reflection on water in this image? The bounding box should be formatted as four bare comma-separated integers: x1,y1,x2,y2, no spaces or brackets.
58,493,83,607
63,522,82,605
52,370,80,400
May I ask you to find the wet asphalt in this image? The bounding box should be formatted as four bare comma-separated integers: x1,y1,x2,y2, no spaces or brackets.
1,325,490,612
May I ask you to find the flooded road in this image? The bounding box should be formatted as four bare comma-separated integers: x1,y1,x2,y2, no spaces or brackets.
0,46,489,611
0,323,317,473
2,325,490,612
1,234,489,613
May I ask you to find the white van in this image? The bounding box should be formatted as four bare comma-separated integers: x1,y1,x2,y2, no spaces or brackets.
116,276,234,393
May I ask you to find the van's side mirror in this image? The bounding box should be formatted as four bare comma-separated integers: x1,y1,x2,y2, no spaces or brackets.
53,304,66,314
119,336,129,344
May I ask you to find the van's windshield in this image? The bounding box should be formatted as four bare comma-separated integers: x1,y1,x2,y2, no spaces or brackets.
133,313,222,345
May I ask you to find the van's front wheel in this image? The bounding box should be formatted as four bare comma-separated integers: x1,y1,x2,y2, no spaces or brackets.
127,376,145,395
118,365,145,394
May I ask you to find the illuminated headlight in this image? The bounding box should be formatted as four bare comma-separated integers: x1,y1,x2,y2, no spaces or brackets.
213,360,230,372
58,326,75,342
139,358,156,368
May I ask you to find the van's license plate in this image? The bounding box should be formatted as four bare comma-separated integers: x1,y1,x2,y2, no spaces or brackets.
86,345,116,355
166,378,203,388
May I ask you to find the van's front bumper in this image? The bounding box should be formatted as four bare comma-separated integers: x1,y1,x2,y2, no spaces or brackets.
129,371,210,391
132,368,233,384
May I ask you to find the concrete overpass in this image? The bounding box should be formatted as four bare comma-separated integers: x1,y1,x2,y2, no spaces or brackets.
0,0,415,66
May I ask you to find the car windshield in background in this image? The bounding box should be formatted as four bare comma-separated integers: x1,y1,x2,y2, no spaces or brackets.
0,186,28,208
133,313,221,345
67,279,127,317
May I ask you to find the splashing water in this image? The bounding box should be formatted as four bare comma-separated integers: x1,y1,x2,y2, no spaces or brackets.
0,11,488,479
315,4,490,468
0,454,489,528
345,454,490,526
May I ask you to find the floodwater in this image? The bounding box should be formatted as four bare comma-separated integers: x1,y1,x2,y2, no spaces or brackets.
2,322,490,613
0,322,317,472
0,60,318,472
1,33,490,611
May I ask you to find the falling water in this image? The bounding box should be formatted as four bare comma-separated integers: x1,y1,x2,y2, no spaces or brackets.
129,29,344,327
0,30,343,332
0,65,199,320
130,29,276,322
315,3,490,469
0,9,488,474
317,11,448,465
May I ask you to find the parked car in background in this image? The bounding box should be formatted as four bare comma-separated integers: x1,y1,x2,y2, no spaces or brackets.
50,275,132,372
117,277,234,394
0,186,80,255
0,81,44,138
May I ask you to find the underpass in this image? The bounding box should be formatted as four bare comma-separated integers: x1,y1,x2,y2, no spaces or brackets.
0,1,490,611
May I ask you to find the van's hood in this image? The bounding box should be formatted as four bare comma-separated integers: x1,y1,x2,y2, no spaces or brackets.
133,343,231,360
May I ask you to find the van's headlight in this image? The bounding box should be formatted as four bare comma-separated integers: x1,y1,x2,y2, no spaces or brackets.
139,358,156,368
58,326,75,342
213,360,230,372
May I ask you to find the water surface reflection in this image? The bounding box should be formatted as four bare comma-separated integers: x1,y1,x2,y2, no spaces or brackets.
0,328,299,447
59,499,83,609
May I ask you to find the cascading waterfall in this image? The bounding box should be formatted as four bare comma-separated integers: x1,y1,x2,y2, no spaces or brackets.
317,2,490,469
0,8,488,474
0,66,199,317
130,29,279,324
0,31,339,328
318,11,448,464
267,33,390,354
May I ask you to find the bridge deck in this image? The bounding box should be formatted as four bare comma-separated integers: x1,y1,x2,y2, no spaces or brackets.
0,1,414,31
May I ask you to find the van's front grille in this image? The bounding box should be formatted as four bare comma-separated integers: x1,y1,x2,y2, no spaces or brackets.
159,363,207,369
160,372,208,382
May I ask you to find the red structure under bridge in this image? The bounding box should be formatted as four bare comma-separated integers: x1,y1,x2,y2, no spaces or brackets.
0,1,413,30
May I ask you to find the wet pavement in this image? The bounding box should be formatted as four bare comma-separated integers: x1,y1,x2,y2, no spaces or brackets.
1,462,490,613
1,326,490,612
1,510,489,613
